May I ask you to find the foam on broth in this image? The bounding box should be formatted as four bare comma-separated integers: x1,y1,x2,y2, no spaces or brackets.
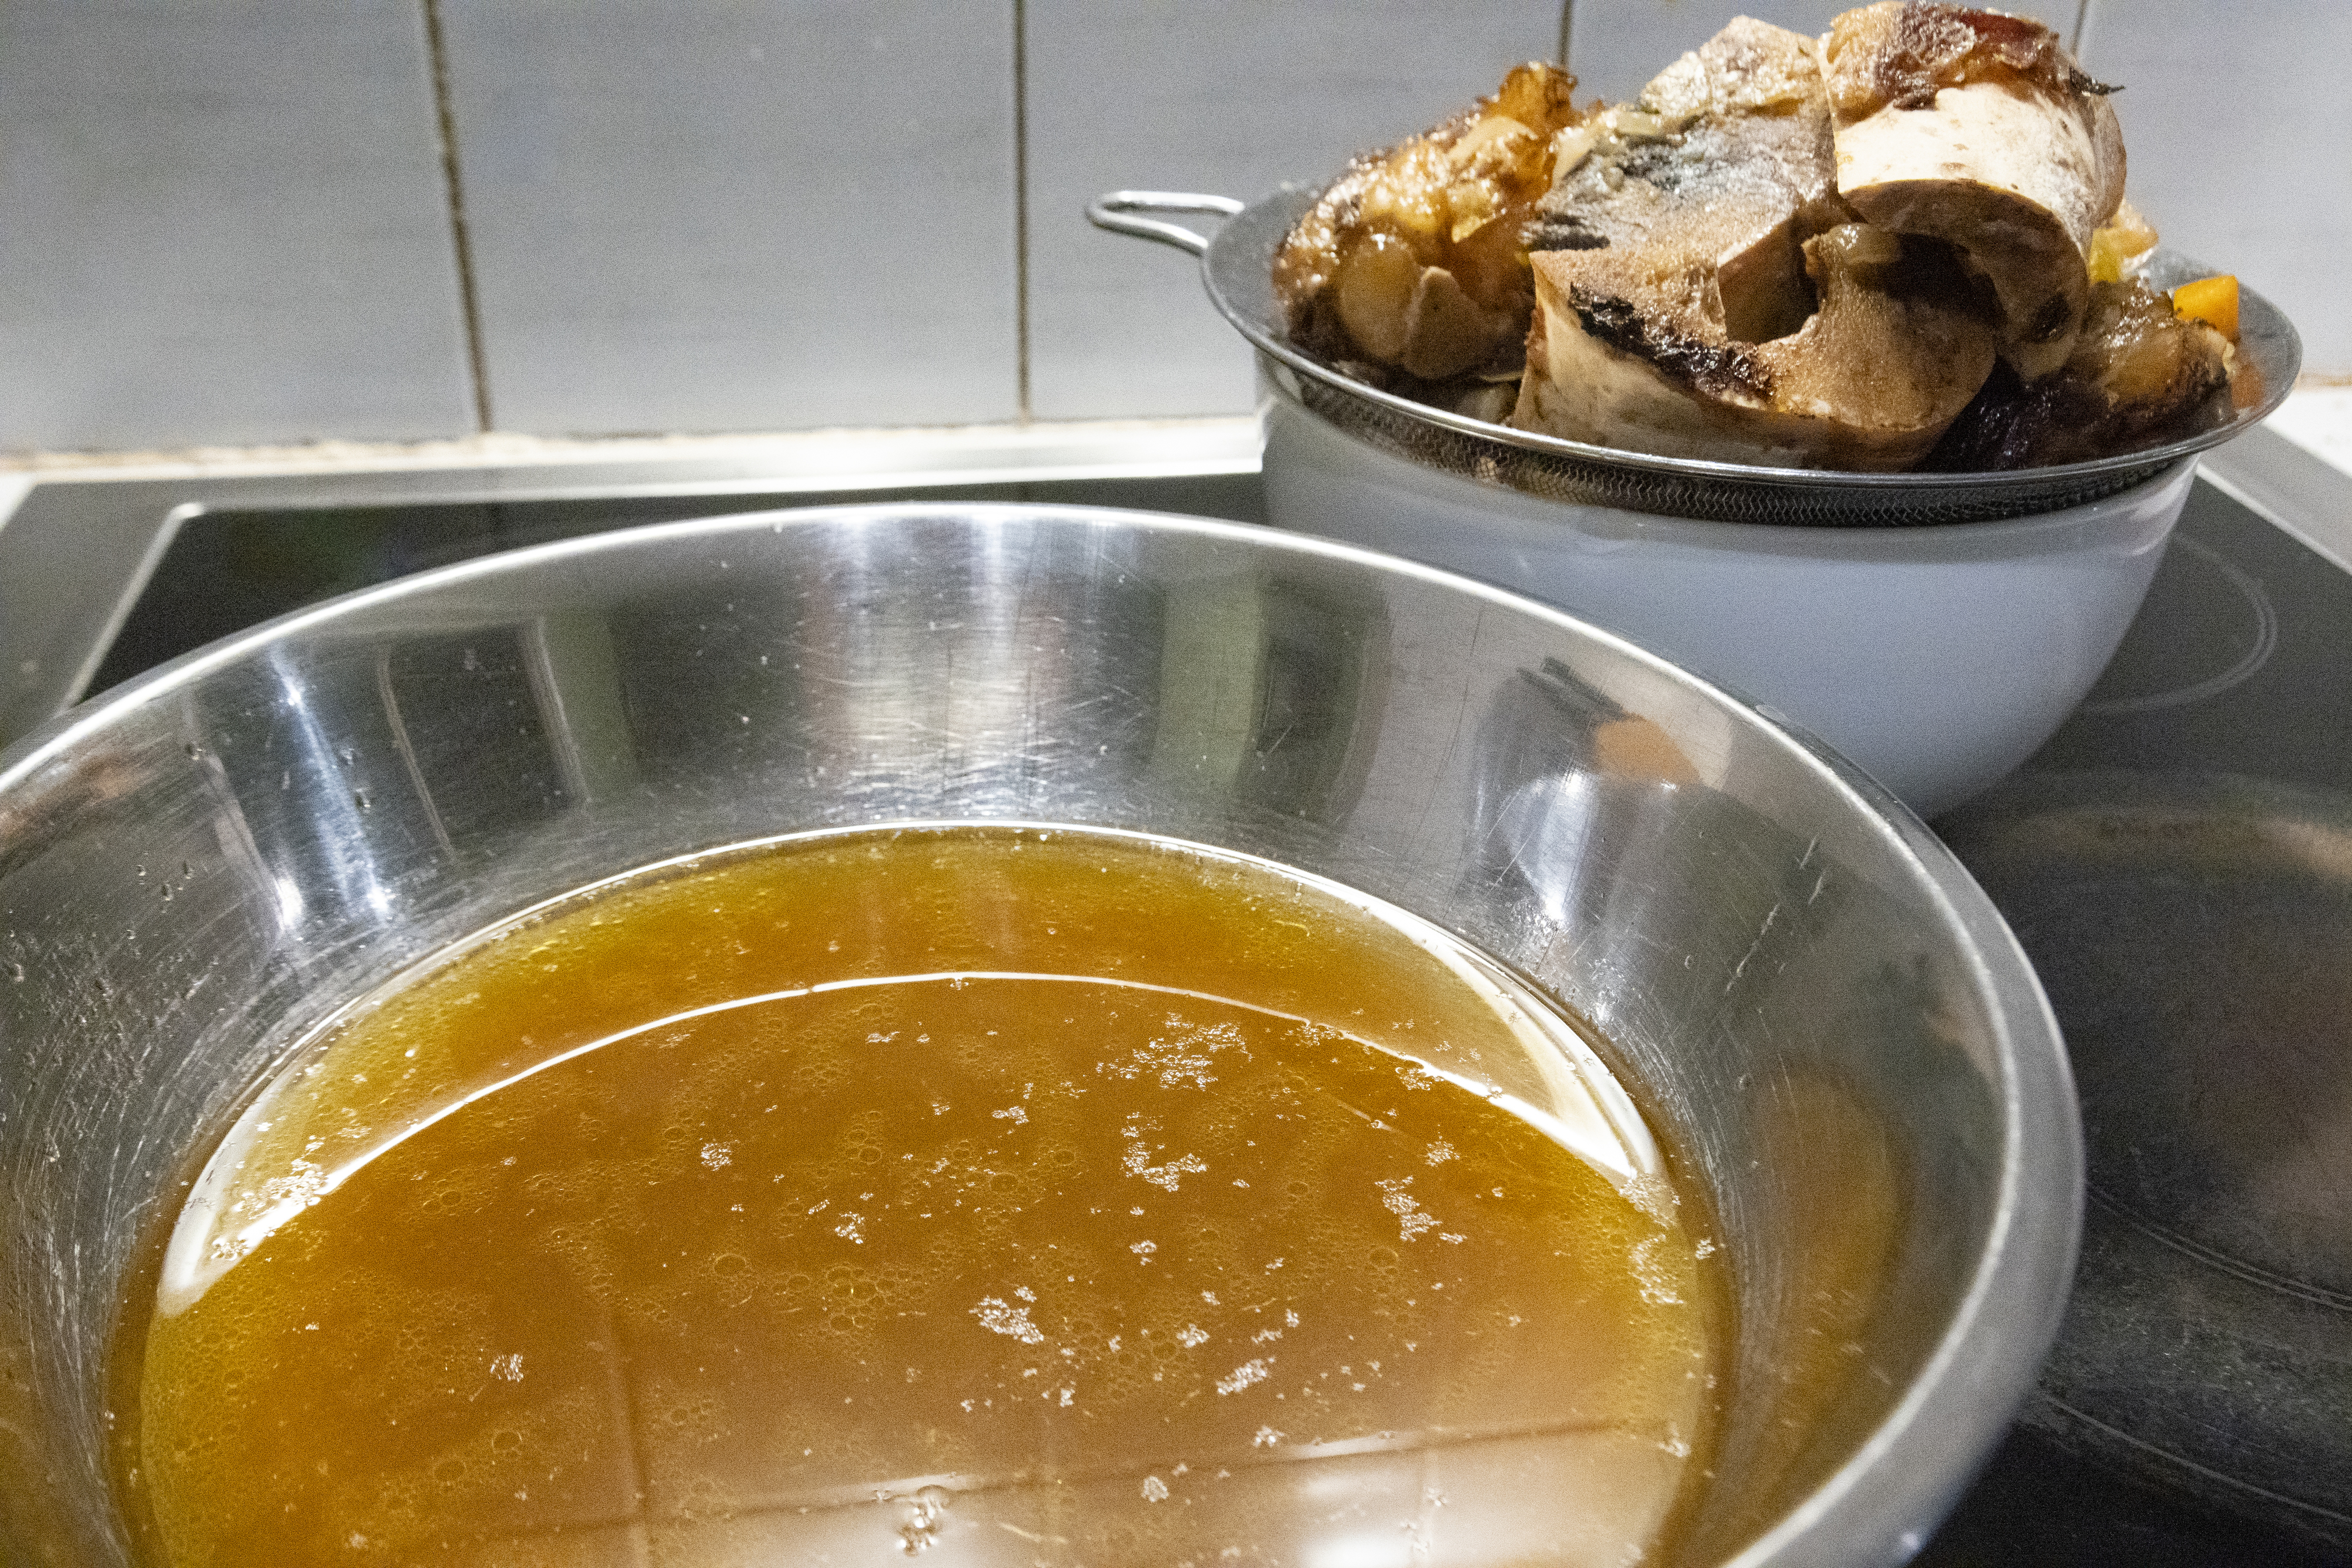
114,825,1724,1565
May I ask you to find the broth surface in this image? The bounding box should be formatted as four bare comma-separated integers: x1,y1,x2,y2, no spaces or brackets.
119,827,1722,1566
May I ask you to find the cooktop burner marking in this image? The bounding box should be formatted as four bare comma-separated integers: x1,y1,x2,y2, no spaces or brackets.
2079,535,2278,716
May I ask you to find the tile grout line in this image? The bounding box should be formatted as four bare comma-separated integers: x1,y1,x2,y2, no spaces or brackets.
420,0,496,434
1013,0,1033,424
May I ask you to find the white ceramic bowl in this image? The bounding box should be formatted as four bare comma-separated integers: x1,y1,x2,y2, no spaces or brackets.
1262,370,2195,818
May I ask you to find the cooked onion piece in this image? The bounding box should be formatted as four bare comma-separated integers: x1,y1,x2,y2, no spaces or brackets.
1825,2,2125,381
1517,220,1997,470
2087,198,2159,286
1273,62,1581,385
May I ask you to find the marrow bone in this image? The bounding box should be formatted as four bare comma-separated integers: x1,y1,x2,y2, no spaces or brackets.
1510,17,1997,469
1824,2,2126,380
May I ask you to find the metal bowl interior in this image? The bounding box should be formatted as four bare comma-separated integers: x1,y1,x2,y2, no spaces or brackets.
1197,188,2298,527
0,505,2078,1566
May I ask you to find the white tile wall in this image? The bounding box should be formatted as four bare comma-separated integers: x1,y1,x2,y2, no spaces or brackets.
435,1,1020,436
0,0,2341,457
1024,0,1564,422
0,1,475,453
2077,0,2351,376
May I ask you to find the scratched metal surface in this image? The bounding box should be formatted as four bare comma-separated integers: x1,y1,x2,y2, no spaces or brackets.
0,504,2074,1566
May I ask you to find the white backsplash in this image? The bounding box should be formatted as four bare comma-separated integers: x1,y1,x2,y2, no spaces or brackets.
1024,0,1562,421
436,0,1020,437
0,0,2341,454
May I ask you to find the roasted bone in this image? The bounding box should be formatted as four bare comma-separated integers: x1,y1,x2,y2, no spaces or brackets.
1509,19,1998,469
1529,16,1836,344
1825,2,2126,380
1273,62,1581,384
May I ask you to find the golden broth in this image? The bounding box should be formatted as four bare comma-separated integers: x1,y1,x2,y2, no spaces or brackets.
116,826,1723,1566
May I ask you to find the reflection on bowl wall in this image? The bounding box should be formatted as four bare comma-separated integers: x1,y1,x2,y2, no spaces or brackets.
0,506,2076,1566
1261,367,2197,818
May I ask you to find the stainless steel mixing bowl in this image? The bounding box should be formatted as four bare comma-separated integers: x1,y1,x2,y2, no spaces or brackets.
0,504,2077,1566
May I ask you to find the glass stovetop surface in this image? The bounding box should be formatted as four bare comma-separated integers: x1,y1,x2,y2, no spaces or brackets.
72,468,2352,1567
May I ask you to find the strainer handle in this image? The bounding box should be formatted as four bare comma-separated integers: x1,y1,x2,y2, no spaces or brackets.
1086,191,1245,257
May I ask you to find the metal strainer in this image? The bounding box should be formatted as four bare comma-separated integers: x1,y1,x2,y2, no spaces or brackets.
1090,188,2301,528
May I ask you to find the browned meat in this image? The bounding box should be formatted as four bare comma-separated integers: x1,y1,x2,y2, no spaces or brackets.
1828,1,2108,113
1923,278,2232,469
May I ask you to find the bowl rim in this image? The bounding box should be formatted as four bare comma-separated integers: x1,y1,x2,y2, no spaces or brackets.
0,502,2083,1567
1262,358,2204,554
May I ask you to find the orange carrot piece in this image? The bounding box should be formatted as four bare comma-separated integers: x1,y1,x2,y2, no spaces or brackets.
2171,275,2240,342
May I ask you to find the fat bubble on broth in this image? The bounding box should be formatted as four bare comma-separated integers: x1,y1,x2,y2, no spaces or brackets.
118,826,1724,1566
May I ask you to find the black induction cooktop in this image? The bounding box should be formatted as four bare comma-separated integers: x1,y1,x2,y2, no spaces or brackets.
5,427,2348,1566
1922,461,2352,1567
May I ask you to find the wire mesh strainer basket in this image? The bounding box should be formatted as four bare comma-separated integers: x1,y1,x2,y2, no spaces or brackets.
1090,188,2300,529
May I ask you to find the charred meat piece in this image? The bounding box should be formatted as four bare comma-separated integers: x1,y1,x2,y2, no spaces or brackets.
1509,19,1999,469
1273,62,1582,385
1825,2,2125,380
1923,278,2231,470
